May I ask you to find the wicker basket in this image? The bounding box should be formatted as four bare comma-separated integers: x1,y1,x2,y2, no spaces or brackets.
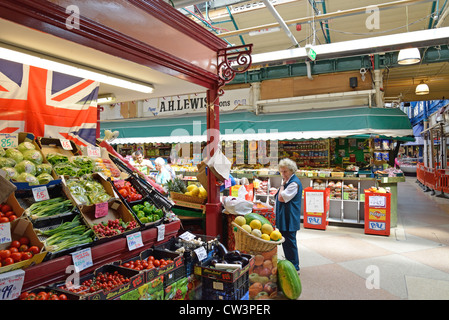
170,191,207,204
232,222,284,253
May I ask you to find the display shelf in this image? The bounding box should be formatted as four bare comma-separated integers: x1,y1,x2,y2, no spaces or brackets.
21,220,181,292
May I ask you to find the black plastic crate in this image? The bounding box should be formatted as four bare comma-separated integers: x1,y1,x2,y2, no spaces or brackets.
201,271,249,300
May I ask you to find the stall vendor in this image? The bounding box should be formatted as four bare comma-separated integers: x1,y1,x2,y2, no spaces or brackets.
130,150,155,174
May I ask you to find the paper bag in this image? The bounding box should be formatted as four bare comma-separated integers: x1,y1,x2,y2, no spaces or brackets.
206,149,231,182
196,161,208,189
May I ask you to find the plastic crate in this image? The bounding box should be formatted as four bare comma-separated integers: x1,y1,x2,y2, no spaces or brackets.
331,172,345,178
201,271,249,300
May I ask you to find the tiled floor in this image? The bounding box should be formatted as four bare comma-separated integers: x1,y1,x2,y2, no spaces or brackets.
277,176,449,300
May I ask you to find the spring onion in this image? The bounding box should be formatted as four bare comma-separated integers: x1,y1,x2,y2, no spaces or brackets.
26,197,74,220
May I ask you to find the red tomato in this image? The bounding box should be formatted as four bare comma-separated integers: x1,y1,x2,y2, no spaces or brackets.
58,294,67,300
0,217,9,223
19,292,29,300
11,252,22,262
36,291,49,300
10,240,20,248
19,237,30,245
8,215,17,221
26,293,36,300
21,252,33,260
118,188,129,198
9,247,18,254
49,294,59,300
153,259,160,267
28,246,40,255
4,211,14,217
1,204,12,214
3,257,14,266
18,244,29,252
0,249,11,260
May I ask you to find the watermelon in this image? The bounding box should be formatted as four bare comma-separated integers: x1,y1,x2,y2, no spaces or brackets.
277,259,302,299
244,212,272,227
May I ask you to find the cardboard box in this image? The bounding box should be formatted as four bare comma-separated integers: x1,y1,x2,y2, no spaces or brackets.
0,218,47,274
1,192,25,220
196,161,208,189
194,255,254,283
37,136,81,159
80,198,138,241
0,175,16,204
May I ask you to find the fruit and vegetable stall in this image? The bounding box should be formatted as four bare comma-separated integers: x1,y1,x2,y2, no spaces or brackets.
0,132,301,301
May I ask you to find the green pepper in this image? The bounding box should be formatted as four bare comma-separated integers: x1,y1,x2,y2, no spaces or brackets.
143,207,153,215
143,201,151,207
132,204,144,213
155,209,163,218
140,216,149,224
137,211,145,219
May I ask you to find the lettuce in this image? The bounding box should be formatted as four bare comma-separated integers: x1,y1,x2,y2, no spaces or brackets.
22,149,43,165
5,148,23,163
15,160,37,175
16,172,39,185
18,141,36,153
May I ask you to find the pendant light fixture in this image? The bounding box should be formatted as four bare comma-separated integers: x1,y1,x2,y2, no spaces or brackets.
415,81,429,95
397,47,421,65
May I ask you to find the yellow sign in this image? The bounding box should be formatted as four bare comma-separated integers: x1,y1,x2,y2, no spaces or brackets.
368,208,386,221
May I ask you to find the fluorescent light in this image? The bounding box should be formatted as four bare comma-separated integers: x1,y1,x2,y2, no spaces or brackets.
0,47,154,93
251,26,449,64
397,48,421,65
415,82,429,95
97,94,116,104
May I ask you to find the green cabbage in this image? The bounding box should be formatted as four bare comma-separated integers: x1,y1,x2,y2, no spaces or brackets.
0,157,16,168
37,173,54,185
18,141,36,153
5,148,23,163
0,146,5,157
16,172,39,185
2,167,18,180
15,160,37,175
22,149,43,165
36,163,52,175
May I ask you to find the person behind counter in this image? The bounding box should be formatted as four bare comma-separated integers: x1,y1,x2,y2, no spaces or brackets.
275,158,303,273
154,157,172,185
130,150,155,174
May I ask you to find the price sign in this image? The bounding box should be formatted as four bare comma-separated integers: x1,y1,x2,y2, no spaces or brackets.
0,223,12,244
60,139,73,150
71,248,93,273
0,133,18,149
194,246,208,261
368,195,386,208
87,146,101,158
126,232,143,251
305,192,324,213
178,231,195,241
157,224,165,242
94,202,109,218
32,186,50,202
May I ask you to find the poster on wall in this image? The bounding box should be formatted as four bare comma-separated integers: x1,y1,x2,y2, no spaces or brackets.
0,59,99,146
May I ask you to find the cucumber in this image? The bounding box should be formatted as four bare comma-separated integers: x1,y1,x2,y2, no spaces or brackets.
244,212,272,227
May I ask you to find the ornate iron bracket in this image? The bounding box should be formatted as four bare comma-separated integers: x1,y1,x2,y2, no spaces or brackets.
217,44,253,96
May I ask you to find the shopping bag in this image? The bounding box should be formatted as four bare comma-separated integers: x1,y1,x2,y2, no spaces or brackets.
206,148,231,182
222,196,253,215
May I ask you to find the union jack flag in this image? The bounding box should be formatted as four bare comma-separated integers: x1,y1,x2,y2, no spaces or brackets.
0,58,99,146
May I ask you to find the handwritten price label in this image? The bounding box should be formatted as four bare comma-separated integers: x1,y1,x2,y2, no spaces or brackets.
60,139,73,151
87,146,101,158
126,232,143,251
71,248,93,273
0,269,25,300
194,246,208,261
368,195,386,208
94,202,109,218
157,224,165,242
32,186,50,202
0,133,18,149
0,223,12,244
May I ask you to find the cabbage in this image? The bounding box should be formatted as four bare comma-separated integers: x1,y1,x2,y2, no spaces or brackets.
2,167,18,180
0,146,5,157
16,172,39,185
15,160,37,175
37,173,54,185
22,149,43,165
5,148,23,163
0,157,16,168
36,163,52,175
18,141,36,153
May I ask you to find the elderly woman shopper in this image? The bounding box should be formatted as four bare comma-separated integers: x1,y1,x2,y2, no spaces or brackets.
154,157,172,185
275,158,303,272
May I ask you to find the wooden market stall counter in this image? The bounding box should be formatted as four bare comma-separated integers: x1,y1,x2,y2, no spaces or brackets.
21,220,180,292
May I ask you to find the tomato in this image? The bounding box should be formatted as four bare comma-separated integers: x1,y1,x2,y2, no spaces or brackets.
18,244,29,252
21,252,33,260
0,249,11,260
58,294,67,300
3,257,14,266
118,188,129,198
36,291,49,300
49,294,59,300
26,293,36,300
28,246,40,255
19,237,30,245
153,259,160,267
10,240,20,248
11,252,22,262
19,292,29,300
0,217,9,223
1,204,12,214
8,215,17,221
4,211,14,217
9,247,18,253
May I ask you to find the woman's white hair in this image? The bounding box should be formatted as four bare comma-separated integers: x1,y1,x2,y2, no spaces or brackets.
278,158,297,173
154,157,166,166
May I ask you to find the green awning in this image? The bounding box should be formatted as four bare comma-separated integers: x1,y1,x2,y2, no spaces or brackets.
100,106,413,144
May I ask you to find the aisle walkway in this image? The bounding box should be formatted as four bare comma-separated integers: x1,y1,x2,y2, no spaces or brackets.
278,177,449,300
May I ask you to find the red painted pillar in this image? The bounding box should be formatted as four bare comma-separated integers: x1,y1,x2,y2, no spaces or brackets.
205,85,222,237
